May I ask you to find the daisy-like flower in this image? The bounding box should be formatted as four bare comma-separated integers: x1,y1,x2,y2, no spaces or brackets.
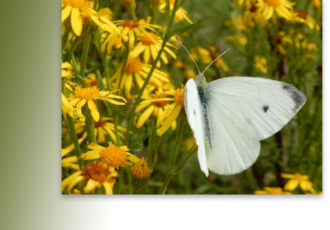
74,117,127,143
62,0,119,36
254,56,268,73
257,0,294,21
135,85,175,128
132,157,150,179
243,1,267,26
70,86,126,121
254,187,291,195
111,56,169,97
157,87,185,136
292,10,319,30
81,142,140,168
62,161,119,194
130,32,177,65
159,0,193,24
114,18,161,48
281,173,316,193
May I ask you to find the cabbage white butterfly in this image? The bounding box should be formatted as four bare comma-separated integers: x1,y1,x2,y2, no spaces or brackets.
177,39,307,176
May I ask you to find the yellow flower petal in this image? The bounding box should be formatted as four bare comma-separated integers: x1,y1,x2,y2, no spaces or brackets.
71,8,83,36
103,181,114,195
137,106,154,128
68,175,84,194
157,105,181,136
284,180,299,191
62,171,82,192
88,100,100,121
62,6,72,23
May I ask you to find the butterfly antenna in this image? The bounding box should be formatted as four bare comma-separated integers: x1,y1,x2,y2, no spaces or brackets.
201,48,230,75
175,37,201,74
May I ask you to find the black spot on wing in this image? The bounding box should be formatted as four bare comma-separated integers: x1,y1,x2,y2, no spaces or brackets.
281,83,306,112
263,105,269,113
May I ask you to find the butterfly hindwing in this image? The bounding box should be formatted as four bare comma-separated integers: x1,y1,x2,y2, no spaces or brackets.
204,76,306,175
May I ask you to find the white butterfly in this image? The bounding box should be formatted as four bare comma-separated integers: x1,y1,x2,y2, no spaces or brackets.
178,40,306,176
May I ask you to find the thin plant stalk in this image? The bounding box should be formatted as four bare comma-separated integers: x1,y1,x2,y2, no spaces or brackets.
125,0,180,141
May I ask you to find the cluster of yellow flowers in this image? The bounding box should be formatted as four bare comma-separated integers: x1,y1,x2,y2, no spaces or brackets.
226,0,321,75
255,172,320,195
61,0,194,194
61,0,321,195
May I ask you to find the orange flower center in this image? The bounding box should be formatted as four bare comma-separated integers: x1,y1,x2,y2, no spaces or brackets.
265,0,280,7
249,4,258,12
101,144,127,168
297,10,307,19
294,173,306,182
125,58,142,74
152,94,169,107
140,33,157,46
62,0,90,9
174,88,184,106
267,188,283,194
74,87,99,100
122,19,139,30
82,162,109,183
94,119,106,128
132,157,150,179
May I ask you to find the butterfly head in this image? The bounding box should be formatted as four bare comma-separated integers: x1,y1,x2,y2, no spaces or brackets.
196,73,208,90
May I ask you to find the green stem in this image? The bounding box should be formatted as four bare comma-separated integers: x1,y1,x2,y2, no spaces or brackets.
125,0,180,142
66,115,84,169
83,105,96,143
102,53,111,90
159,112,185,194
80,25,92,77
118,45,129,91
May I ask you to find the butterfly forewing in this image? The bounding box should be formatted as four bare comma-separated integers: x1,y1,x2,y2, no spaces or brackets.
184,79,209,176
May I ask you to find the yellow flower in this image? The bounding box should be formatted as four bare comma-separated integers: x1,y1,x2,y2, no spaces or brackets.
157,87,185,136
62,62,74,78
292,10,319,30
114,18,161,48
111,56,169,97
312,0,321,8
62,93,75,119
255,187,291,195
70,86,126,121
74,117,127,143
257,0,294,21
226,34,248,47
81,142,140,168
130,32,177,65
135,86,174,128
62,161,119,194
270,31,292,54
281,173,316,193
132,157,150,179
190,47,212,64
159,0,193,24
243,1,267,26
254,56,268,73
62,0,119,36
